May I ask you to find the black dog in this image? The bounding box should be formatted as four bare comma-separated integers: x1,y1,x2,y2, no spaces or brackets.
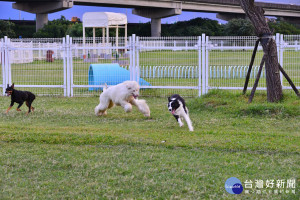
167,94,193,131
5,83,35,115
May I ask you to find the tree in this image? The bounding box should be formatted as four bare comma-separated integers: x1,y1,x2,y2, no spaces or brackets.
268,20,300,35
128,23,151,36
0,20,16,38
14,24,35,38
239,0,282,102
33,16,72,38
223,18,255,36
161,17,223,36
66,22,83,37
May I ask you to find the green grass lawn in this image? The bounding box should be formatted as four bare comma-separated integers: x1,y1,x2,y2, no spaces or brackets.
0,90,299,199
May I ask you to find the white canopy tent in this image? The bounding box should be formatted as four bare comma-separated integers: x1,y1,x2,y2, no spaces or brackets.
82,12,128,54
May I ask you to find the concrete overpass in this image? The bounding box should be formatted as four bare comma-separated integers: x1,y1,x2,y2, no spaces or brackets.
2,0,300,35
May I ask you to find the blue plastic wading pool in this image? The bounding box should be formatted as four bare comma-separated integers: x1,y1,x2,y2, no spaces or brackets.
88,63,151,91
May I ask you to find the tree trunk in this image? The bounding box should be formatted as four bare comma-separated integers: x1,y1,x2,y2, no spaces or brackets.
239,0,282,102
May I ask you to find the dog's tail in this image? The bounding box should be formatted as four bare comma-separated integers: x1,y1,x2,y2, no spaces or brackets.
103,83,108,92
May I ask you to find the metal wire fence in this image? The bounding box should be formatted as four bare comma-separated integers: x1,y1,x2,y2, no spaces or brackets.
1,37,65,96
137,36,200,96
207,36,266,90
71,36,129,96
1,34,299,97
281,35,300,89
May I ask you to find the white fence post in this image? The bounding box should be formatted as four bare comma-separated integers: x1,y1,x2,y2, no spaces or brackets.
128,34,139,82
66,35,71,97
276,33,280,63
8,38,12,86
63,37,67,97
279,33,284,87
205,36,209,94
132,34,136,81
129,35,133,81
4,36,11,87
198,36,202,97
136,36,140,84
4,36,7,88
70,36,74,97
1,38,4,95
201,33,206,95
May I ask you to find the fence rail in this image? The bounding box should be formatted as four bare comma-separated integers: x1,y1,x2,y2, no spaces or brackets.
1,34,299,97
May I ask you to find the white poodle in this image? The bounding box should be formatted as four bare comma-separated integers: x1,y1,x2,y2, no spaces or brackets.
95,81,150,117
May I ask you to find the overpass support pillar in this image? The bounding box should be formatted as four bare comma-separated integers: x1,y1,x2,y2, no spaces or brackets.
36,14,49,32
151,18,161,37
133,7,182,37
12,0,73,32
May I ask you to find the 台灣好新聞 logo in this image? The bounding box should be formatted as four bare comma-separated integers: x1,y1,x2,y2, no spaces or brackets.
225,177,243,194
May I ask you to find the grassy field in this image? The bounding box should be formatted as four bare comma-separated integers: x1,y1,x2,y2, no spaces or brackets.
0,90,299,199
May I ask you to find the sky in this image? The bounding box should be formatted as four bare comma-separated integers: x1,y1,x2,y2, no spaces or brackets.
0,0,299,24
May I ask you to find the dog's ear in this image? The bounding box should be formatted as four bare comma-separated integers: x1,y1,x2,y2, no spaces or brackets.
168,97,171,102
7,84,9,88
125,82,132,90
11,83,14,88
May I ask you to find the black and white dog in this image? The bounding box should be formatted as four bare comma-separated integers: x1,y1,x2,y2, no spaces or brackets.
167,94,194,132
